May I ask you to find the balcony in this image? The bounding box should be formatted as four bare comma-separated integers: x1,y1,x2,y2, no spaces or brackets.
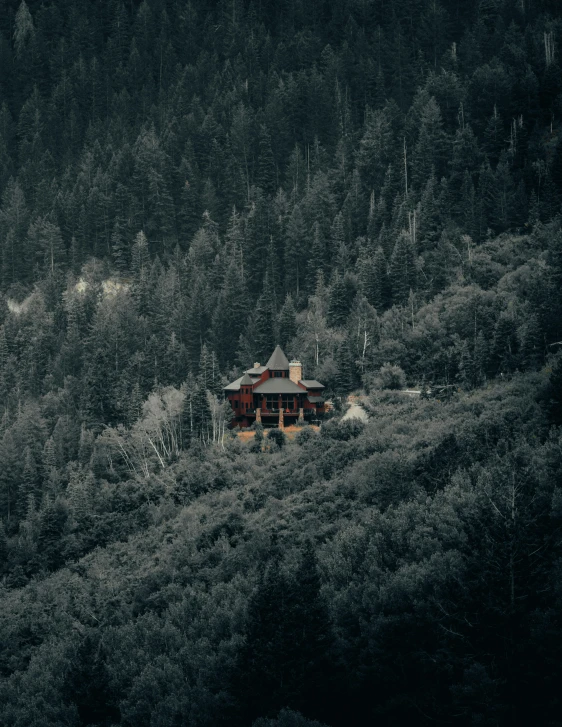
259,408,300,415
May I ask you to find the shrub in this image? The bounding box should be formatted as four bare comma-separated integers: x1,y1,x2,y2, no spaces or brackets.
373,363,407,390
295,426,317,445
266,428,287,449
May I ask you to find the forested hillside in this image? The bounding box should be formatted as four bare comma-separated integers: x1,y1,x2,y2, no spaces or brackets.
1,0,562,725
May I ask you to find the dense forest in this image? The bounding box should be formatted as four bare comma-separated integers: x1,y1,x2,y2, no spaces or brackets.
1,0,562,724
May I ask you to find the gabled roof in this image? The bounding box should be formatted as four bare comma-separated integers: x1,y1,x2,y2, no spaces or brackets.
246,365,267,375
224,376,244,391
300,379,325,389
265,345,290,371
239,373,253,385
253,378,304,395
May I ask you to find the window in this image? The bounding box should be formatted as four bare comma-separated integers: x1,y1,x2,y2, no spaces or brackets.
273,371,283,378
281,394,294,411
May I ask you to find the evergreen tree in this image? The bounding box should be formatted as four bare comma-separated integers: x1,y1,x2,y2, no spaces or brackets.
258,124,277,196
63,633,120,727
18,445,38,519
27,217,65,277
412,97,447,190
233,544,333,725
418,169,440,249
389,232,416,305
0,430,21,524
334,339,355,393
309,221,326,279
491,313,518,374
111,218,128,275
212,258,247,368
130,230,151,315
37,496,67,569
278,293,297,350
328,270,349,327
252,289,276,363
483,106,504,165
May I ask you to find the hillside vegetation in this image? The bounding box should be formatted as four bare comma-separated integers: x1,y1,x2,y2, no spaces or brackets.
1,0,562,724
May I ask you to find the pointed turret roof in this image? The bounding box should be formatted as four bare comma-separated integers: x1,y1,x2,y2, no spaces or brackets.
239,373,253,385
265,345,290,370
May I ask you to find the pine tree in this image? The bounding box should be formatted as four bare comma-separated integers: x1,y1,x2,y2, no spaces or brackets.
257,124,277,196
181,374,212,446
27,217,65,277
0,430,22,524
418,169,440,250
278,293,297,350
14,0,32,46
483,106,504,165
212,258,247,368
63,633,120,726
492,151,517,232
473,330,488,386
476,159,496,239
389,232,416,305
309,221,326,279
288,541,334,718
111,218,128,275
328,271,349,327
335,339,355,392
460,169,478,240
330,211,345,265
18,446,38,519
42,435,58,475
520,315,543,368
412,97,447,191
250,292,276,363
458,339,476,389
198,343,221,394
37,496,67,570
130,230,151,315
233,542,333,725
78,425,95,467
491,313,518,374
284,204,307,298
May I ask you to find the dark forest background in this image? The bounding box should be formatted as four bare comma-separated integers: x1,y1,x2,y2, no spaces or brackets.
1,0,562,725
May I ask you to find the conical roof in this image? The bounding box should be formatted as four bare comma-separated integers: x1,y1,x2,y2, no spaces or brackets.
239,373,253,385
265,345,290,370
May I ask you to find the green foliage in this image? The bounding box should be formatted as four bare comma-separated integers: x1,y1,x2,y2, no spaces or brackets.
252,709,330,727
0,4,561,726
266,427,287,450
372,363,407,390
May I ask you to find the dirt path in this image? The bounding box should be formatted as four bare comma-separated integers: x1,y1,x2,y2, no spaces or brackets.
341,394,369,422
341,404,368,422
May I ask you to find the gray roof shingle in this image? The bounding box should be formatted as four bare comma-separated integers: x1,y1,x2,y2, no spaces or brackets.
265,345,290,370
224,376,244,391
300,379,325,389
253,378,304,395
246,366,267,375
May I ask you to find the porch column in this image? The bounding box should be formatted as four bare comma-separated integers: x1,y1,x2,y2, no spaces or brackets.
298,408,304,423
256,408,261,423
279,408,284,430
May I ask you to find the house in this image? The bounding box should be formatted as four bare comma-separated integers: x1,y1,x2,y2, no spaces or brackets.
224,345,326,428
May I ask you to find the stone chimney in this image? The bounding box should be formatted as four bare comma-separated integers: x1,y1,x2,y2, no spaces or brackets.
253,362,260,368
289,359,302,385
